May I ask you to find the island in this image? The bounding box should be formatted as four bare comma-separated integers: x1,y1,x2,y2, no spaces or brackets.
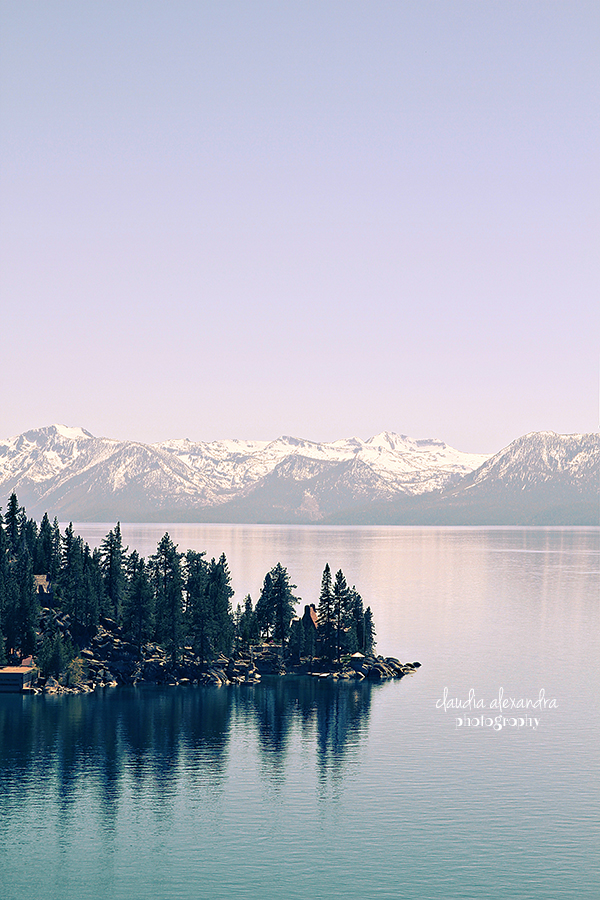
0,494,420,694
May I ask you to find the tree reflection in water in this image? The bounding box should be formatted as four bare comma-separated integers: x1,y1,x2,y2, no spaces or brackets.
0,679,374,815
247,676,372,771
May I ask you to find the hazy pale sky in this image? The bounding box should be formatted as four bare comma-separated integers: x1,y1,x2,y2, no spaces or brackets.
1,1,598,452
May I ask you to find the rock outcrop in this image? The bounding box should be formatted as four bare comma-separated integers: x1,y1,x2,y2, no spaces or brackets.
32,610,419,693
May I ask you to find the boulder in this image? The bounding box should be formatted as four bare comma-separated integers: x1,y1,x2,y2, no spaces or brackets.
44,676,60,692
207,667,229,686
367,667,383,680
384,658,405,676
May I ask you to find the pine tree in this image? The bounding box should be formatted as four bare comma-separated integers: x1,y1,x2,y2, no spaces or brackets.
364,606,376,655
34,512,61,581
0,533,38,658
59,523,85,625
80,543,103,628
332,568,351,662
269,562,299,647
151,533,184,663
255,571,275,640
20,515,38,558
35,513,55,575
37,628,74,678
184,549,210,661
123,551,154,655
100,523,127,621
15,543,39,655
204,554,235,657
50,518,61,581
4,493,20,555
2,571,19,658
233,602,243,652
0,523,8,651
347,586,364,654
237,594,258,649
317,563,335,662
0,520,18,657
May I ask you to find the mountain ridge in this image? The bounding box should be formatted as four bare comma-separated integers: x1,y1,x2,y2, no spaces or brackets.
0,425,597,525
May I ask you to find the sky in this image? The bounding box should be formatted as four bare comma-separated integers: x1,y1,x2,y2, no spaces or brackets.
1,1,598,453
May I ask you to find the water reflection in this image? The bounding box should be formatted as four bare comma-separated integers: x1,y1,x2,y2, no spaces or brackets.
246,677,373,787
0,679,374,816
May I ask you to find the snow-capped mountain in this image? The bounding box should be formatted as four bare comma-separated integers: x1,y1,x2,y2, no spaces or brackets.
0,425,596,524
434,430,599,525
155,431,488,500
348,430,598,526
453,431,598,493
0,424,488,521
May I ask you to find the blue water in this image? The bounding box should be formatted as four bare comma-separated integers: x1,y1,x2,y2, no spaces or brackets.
1,527,598,899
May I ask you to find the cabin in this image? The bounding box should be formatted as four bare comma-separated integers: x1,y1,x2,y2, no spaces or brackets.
0,666,38,693
34,574,53,601
302,604,318,632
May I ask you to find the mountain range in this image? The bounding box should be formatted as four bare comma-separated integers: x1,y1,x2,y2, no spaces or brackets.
0,425,597,525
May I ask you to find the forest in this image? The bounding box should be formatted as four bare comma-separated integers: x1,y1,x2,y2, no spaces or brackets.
0,494,376,678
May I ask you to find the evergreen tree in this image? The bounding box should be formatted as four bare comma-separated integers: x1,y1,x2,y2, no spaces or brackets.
14,543,39,655
80,543,103,628
4,493,20,555
20,515,38,558
255,571,275,640
151,533,184,663
0,532,38,658
332,568,351,662
203,554,234,658
317,563,335,661
59,523,85,625
364,606,376,655
100,523,127,621
35,512,61,578
184,549,211,661
123,551,154,655
237,594,258,649
0,523,8,652
0,521,18,657
233,602,243,651
269,562,299,646
347,586,364,654
1,571,19,658
37,627,74,678
50,518,61,581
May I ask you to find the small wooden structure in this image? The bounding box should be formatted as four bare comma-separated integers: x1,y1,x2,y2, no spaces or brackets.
0,666,38,693
302,604,318,631
34,574,52,600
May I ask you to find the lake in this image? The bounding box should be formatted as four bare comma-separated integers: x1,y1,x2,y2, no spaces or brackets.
1,525,598,899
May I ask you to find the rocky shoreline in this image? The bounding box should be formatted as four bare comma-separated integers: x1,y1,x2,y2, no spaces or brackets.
33,613,421,695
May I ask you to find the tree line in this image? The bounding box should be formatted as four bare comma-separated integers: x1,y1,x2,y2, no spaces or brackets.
0,494,376,672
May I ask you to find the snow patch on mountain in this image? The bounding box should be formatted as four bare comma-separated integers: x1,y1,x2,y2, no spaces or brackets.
6,424,593,524
455,431,599,493
53,424,94,441
0,423,493,519
154,431,489,498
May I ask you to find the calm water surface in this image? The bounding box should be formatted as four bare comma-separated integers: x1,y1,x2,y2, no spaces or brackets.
1,526,598,900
